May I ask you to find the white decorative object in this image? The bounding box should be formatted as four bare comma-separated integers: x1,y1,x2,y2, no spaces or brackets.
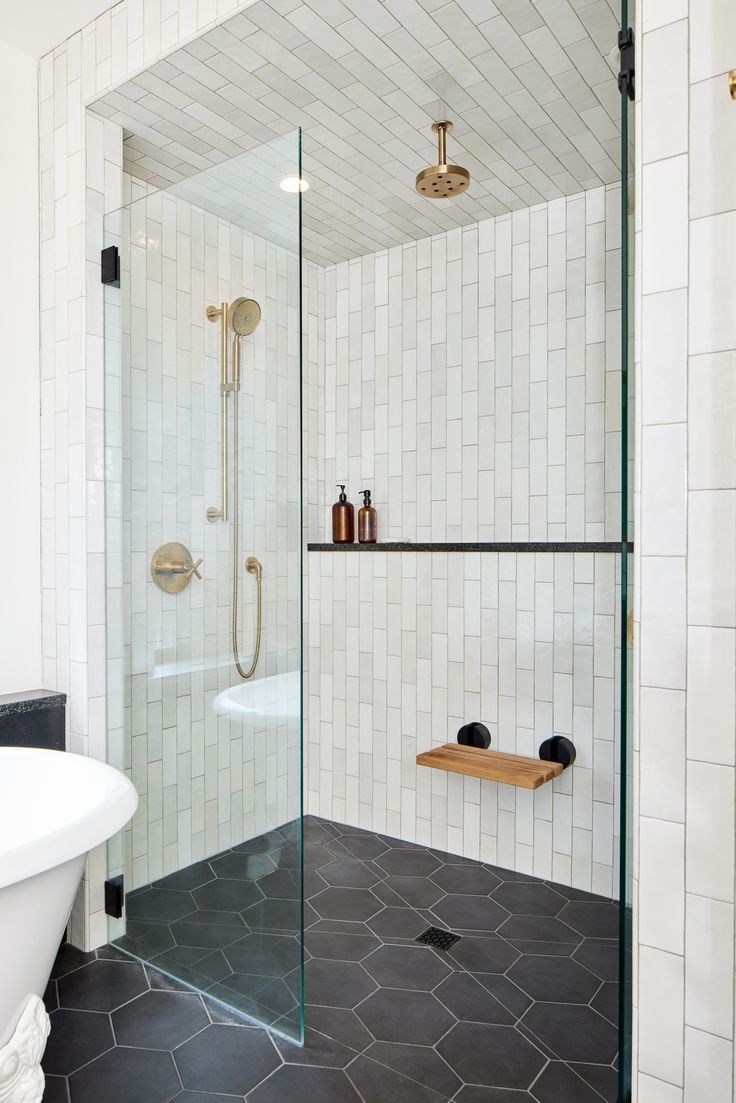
0,748,138,1052
0,996,50,1103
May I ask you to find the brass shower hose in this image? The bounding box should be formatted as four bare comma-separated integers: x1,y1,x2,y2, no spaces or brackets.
231,381,262,679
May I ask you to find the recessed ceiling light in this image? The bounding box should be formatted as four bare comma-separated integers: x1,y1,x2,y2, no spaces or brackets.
279,176,309,193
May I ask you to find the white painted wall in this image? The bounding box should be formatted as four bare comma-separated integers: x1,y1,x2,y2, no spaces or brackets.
0,40,42,695
0,1,121,59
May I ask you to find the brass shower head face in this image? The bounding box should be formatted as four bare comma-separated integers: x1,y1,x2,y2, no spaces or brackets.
416,164,471,198
228,297,261,336
416,121,470,199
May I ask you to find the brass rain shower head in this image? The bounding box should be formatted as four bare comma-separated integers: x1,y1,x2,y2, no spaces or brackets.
228,297,261,336
416,121,470,199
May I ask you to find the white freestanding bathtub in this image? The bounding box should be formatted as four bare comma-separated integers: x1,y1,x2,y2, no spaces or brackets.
0,748,137,1102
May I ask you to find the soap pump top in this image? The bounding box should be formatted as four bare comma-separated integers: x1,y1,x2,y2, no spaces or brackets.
361,489,372,507
337,484,347,502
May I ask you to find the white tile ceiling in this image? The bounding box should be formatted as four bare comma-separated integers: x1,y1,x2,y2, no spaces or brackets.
92,0,624,264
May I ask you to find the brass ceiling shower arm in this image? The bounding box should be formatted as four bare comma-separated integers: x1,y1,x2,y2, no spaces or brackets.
415,121,470,199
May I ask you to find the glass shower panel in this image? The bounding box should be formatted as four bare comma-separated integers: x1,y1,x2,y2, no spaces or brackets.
104,131,304,1042
618,1,635,1098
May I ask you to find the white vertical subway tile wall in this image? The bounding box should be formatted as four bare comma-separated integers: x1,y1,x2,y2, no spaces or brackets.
308,549,620,896
634,1,736,1101
309,184,625,899
320,185,623,543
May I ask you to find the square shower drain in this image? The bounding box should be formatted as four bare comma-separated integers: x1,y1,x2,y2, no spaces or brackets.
416,926,461,951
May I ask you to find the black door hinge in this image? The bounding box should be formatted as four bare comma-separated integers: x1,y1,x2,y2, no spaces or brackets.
618,28,635,101
104,875,125,918
101,245,120,287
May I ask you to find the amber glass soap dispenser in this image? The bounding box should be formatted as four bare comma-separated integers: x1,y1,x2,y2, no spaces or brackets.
358,489,377,544
332,484,355,543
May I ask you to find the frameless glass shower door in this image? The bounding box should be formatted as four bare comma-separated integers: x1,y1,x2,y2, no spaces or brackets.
103,131,305,1041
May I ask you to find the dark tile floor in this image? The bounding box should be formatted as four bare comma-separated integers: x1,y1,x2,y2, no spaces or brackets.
42,816,621,1103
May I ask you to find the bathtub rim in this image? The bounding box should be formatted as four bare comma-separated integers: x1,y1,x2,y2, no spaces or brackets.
0,747,138,891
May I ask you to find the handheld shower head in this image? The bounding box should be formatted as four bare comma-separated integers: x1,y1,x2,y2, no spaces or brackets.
228,297,262,336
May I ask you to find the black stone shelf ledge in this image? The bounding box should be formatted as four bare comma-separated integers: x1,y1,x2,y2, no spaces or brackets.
308,541,633,553
0,689,66,750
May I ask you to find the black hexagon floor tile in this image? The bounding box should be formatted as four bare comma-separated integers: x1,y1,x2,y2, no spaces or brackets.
318,858,383,888
522,1002,619,1064
153,861,215,892
471,972,534,1018
243,897,317,931
168,918,246,950
330,835,389,861
223,933,300,977
572,940,620,981
375,849,441,877
345,1053,449,1103
303,958,377,1008
497,914,582,944
362,943,452,991
366,905,429,939
306,1005,374,1053
492,881,568,916
191,877,264,912
531,1060,608,1102
305,929,380,961
365,1040,462,1097
433,970,516,1024
170,1094,243,1103
42,1009,113,1076
559,899,620,939
273,1026,357,1068
436,1021,547,1090
430,863,501,895
310,886,383,922
69,1046,180,1103
591,981,619,1025
569,1061,620,1102
111,989,209,1049
45,817,622,1103
209,851,277,881
174,1024,280,1095
448,934,521,975
58,960,148,1013
431,892,509,933
355,988,456,1045
455,1088,531,1102
248,1064,362,1103
382,873,446,909
126,888,196,923
50,945,96,980
507,954,602,1004
41,1074,69,1103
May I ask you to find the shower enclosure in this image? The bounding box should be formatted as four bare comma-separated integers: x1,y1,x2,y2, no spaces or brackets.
96,0,635,1091
103,131,305,1041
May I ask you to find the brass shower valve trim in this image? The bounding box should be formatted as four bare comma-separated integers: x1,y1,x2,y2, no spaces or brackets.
150,542,203,594
730,71,736,100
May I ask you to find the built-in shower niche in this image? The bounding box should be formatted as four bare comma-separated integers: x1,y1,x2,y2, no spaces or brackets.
103,131,305,1041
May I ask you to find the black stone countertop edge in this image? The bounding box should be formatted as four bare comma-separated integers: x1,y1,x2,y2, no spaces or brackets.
308,541,634,553
0,689,66,717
